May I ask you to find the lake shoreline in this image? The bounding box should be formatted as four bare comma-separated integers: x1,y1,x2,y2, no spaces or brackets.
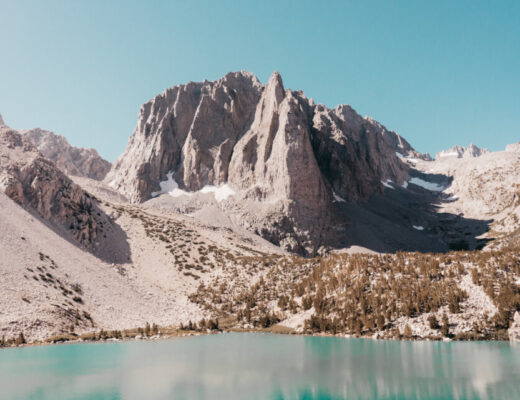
1,325,513,350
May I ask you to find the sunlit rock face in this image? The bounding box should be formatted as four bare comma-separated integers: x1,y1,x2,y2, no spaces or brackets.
22,128,111,180
106,71,409,254
436,144,489,160
0,127,105,247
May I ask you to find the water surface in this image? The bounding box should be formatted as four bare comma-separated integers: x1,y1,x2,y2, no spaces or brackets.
1,333,519,399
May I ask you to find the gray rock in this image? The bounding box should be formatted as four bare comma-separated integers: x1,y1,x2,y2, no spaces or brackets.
505,142,520,153
368,117,432,161
0,126,102,247
106,71,413,254
22,128,111,180
106,71,263,201
436,144,489,159
509,312,520,342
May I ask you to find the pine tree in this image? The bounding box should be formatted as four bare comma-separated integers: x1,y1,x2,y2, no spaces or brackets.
428,315,440,329
441,313,450,337
376,315,385,331
16,332,26,345
403,324,412,339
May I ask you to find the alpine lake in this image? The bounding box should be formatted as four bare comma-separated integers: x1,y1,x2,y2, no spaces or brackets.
1,333,520,400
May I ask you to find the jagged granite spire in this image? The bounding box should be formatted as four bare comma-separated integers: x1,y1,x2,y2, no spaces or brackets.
106,71,411,254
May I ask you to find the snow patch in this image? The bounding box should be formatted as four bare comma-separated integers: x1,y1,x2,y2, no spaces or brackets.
409,177,444,192
332,192,346,203
381,179,394,189
199,184,235,202
438,151,459,158
151,171,182,197
413,225,424,231
152,172,235,202
401,181,408,189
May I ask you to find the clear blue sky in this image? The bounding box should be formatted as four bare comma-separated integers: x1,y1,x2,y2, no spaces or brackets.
1,0,519,161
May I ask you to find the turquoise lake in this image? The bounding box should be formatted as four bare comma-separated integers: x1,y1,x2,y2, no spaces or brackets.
1,333,520,399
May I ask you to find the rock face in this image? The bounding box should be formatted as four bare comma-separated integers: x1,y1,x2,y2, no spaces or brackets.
0,126,104,247
0,113,4,126
23,128,111,180
107,71,264,200
436,144,489,159
365,116,432,161
509,312,520,341
506,142,520,153
107,71,410,254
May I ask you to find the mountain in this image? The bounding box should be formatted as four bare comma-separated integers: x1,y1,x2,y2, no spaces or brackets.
22,128,111,180
364,116,432,161
436,144,489,159
0,114,110,180
2,73,520,344
107,71,415,254
414,145,520,240
0,125,125,256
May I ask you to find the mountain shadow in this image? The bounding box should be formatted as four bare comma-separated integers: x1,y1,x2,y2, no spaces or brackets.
327,168,492,253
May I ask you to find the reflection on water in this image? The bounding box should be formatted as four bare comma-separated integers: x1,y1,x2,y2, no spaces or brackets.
0,333,519,399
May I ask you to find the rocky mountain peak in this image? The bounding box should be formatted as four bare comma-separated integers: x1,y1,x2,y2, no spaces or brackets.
436,144,489,159
364,116,432,161
0,126,106,248
106,71,411,254
22,128,111,180
506,142,520,153
266,71,285,104
0,113,4,126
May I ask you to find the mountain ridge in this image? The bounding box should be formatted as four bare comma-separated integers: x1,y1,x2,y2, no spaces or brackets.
106,71,412,254
1,73,520,344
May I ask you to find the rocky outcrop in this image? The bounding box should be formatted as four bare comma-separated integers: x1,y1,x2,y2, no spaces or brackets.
436,144,489,159
226,72,332,252
0,126,103,247
0,113,5,126
365,116,432,161
22,128,111,180
107,71,411,254
106,71,263,201
506,142,520,153
311,108,409,202
509,312,520,341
